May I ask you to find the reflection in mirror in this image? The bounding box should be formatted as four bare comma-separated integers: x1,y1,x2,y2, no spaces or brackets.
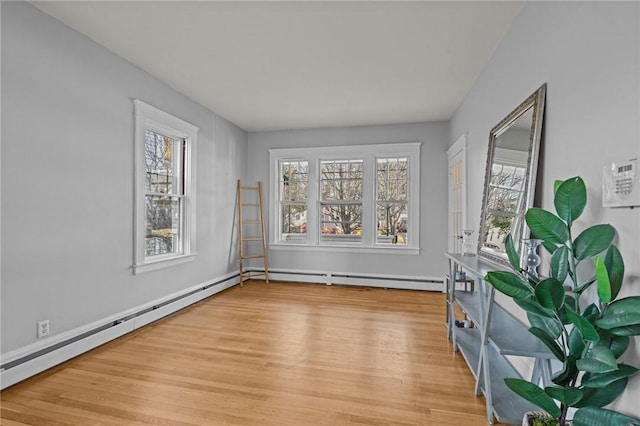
478,84,546,266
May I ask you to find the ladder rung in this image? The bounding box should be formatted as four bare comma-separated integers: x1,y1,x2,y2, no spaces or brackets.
242,254,266,259
242,237,263,241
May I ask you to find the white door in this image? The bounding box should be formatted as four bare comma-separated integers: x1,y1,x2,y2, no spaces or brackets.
447,134,467,253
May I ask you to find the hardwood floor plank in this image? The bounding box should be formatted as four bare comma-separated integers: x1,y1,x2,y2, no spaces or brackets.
2,281,503,425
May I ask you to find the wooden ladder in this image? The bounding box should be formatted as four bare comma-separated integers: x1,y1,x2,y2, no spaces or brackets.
237,180,269,286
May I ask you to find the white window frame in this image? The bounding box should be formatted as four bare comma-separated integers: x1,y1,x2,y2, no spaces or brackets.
133,100,198,274
269,142,421,255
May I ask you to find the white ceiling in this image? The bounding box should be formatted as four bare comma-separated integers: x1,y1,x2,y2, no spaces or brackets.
31,1,524,132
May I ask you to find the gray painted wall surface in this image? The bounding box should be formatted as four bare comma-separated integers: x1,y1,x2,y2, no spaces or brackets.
1,2,247,354
451,1,640,415
247,122,450,279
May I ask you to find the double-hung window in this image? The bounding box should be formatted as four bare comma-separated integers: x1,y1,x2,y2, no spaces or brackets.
270,142,420,254
133,100,198,274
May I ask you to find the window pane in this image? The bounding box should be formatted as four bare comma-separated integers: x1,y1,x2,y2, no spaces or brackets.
320,203,362,243
279,160,308,242
280,160,308,201
145,130,181,194
281,203,308,241
145,195,181,256
376,203,408,245
377,158,408,201
320,159,363,201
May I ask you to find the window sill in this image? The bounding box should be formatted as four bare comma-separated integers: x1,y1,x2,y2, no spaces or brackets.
269,243,419,256
133,253,197,275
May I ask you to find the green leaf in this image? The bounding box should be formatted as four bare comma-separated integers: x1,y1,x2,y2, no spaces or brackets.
575,378,628,408
484,271,532,299
549,246,569,283
552,355,578,386
595,256,612,303
568,327,586,358
504,233,520,270
603,245,625,301
544,385,583,406
577,345,617,373
581,364,639,388
541,240,559,255
554,176,586,224
528,312,564,339
504,378,561,418
535,278,566,311
573,406,640,426
566,305,599,342
606,333,630,358
517,298,555,318
526,208,570,245
573,224,615,261
529,327,566,361
553,179,564,194
608,324,640,336
596,296,640,329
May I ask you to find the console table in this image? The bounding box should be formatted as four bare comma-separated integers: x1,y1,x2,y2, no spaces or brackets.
445,253,554,425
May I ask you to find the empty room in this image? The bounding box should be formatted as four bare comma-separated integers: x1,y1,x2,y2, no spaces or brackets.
1,1,639,425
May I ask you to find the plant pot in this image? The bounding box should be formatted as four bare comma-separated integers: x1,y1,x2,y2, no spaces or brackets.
522,411,573,426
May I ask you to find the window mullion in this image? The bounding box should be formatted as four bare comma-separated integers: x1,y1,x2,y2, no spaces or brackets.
361,154,374,246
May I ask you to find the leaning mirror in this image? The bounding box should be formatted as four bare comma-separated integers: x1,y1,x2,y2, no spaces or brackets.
477,84,546,266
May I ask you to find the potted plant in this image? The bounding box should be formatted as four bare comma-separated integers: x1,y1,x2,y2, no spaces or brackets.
484,176,640,426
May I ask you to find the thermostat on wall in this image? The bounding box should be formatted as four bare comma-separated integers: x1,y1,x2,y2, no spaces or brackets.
603,157,640,208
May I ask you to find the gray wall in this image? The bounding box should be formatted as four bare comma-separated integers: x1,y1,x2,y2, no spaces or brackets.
1,1,247,354
451,1,639,414
247,122,449,279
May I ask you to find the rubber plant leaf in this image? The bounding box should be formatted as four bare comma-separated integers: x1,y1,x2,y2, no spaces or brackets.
504,378,561,418
573,406,640,426
574,378,628,408
566,305,599,342
544,385,583,406
552,355,578,386
504,233,520,271
603,245,625,301
580,364,639,388
525,208,569,245
554,176,586,225
608,325,640,336
550,245,569,284
516,297,555,318
576,345,617,373
528,312,563,339
573,224,615,262
596,296,640,329
529,326,566,361
484,271,531,300
535,278,566,311
595,256,611,303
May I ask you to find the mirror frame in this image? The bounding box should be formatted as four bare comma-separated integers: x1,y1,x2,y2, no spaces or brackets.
477,83,547,266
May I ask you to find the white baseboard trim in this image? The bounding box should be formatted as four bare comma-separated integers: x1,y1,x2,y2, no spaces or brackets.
0,271,240,390
251,267,445,292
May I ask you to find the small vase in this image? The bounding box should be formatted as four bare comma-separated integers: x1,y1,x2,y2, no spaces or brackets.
462,229,475,256
523,238,542,278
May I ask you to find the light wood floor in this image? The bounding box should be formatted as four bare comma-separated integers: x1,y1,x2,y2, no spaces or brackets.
1,281,501,425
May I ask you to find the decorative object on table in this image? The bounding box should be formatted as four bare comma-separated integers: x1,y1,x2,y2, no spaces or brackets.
462,229,475,256
523,238,542,278
484,176,640,426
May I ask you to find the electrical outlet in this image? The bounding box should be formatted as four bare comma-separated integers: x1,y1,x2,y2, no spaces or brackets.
37,320,50,338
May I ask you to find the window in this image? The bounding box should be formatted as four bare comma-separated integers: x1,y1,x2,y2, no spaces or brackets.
279,160,308,241
269,143,421,254
376,157,409,245
320,159,363,243
133,100,198,274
